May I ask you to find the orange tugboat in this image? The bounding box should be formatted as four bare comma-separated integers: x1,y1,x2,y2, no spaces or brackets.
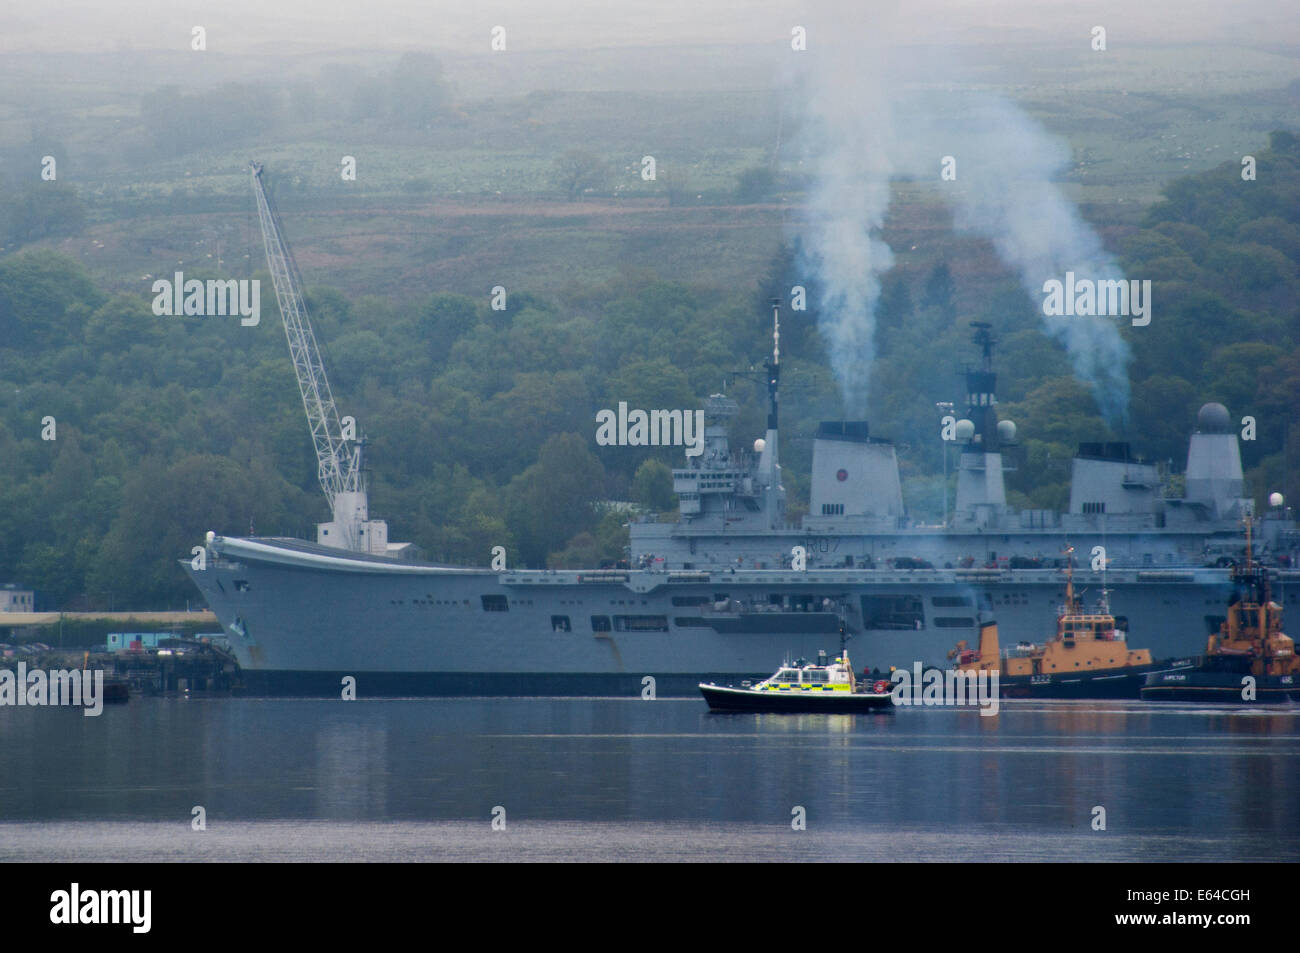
1142,522,1300,704
949,548,1192,698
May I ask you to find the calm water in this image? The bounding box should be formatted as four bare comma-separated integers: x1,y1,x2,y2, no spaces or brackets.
1,697,1297,861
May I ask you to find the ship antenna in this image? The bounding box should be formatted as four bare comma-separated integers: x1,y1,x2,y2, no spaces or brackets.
751,297,783,526
971,321,994,372
1242,514,1270,605
767,297,780,431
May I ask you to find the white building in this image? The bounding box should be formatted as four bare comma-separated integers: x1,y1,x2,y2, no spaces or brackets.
0,584,34,612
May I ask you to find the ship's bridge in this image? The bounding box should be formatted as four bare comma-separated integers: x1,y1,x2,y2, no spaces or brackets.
672,394,782,523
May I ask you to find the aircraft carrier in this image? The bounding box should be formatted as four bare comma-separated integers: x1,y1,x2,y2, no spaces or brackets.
182,316,1300,696
182,167,1299,694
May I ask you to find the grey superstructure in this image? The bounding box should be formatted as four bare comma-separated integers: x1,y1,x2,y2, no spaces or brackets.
637,322,1289,574
182,316,1300,695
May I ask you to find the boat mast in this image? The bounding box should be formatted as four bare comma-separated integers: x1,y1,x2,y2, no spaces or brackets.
1098,546,1110,615
1063,545,1077,613
1244,515,1253,571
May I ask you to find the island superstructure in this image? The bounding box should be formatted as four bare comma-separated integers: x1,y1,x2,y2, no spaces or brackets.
635,321,1284,574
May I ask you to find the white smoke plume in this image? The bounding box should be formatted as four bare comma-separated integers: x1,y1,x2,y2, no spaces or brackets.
794,17,897,417
939,93,1132,426
793,10,1133,426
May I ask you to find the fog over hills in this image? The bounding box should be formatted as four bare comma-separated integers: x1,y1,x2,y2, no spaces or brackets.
4,0,1296,56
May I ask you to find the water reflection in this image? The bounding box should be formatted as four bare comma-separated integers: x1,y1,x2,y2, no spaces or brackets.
0,697,1294,860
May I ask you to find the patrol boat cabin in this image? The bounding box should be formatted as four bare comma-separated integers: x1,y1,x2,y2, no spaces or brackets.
756,651,856,694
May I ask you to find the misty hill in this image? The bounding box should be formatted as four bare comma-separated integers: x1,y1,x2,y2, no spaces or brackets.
0,132,1296,610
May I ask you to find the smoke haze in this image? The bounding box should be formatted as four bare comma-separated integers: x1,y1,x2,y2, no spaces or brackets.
796,16,898,416
942,93,1132,425
794,4,1134,424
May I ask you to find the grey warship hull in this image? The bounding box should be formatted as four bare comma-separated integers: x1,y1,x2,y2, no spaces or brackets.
182,535,1299,696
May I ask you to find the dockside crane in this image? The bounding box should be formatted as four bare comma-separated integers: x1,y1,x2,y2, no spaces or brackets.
250,161,388,555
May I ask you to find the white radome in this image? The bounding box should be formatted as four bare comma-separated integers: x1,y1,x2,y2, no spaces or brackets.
955,419,975,441
754,438,766,453
998,419,1017,442
1270,492,1284,508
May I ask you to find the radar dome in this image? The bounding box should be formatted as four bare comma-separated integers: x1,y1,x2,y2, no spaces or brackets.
997,420,1017,442
754,438,766,453
1197,402,1231,433
954,419,975,441
1270,492,1285,508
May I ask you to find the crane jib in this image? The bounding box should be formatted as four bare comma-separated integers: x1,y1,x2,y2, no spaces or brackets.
250,162,370,552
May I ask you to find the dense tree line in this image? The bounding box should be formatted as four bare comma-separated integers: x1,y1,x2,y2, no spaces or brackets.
0,133,1295,610
0,253,782,608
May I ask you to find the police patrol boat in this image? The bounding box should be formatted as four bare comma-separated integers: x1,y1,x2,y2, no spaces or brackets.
699,645,893,713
